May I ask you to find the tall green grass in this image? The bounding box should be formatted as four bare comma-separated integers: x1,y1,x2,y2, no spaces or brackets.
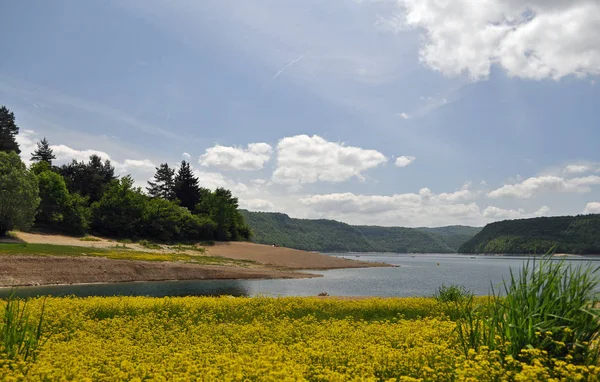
455,255,600,365
0,293,46,361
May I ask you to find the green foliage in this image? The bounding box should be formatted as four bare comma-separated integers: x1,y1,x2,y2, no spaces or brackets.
434,284,473,303
58,154,116,203
454,256,600,365
240,210,479,252
174,160,201,211
147,163,176,201
138,240,161,250
458,215,600,254
30,137,56,165
91,176,147,237
0,106,20,154
143,197,216,241
0,293,45,361
35,170,70,227
0,152,40,236
201,188,251,241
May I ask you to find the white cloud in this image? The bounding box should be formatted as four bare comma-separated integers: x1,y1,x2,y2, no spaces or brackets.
182,152,191,160
387,0,600,80
564,164,595,175
482,206,525,220
488,175,600,199
199,143,272,171
298,187,482,226
51,144,112,163
272,135,387,186
240,199,275,211
583,202,600,214
534,206,551,217
15,129,37,163
192,169,249,196
122,159,156,171
395,155,416,168
397,112,410,119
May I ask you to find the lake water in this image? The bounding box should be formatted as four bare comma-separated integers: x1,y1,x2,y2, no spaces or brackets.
2,253,599,299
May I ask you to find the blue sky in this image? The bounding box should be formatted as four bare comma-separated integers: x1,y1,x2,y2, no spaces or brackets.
2,0,599,227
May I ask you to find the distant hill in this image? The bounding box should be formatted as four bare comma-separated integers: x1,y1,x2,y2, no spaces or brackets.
458,214,600,254
240,210,481,253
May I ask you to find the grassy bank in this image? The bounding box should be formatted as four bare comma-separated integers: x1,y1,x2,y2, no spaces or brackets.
1,295,598,381
0,243,254,267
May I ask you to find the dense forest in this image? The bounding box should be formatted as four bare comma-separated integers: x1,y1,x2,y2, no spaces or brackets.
458,214,600,254
0,105,249,241
240,210,480,253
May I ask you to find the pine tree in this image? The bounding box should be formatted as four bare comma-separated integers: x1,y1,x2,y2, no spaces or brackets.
174,160,201,211
31,137,56,165
147,163,176,200
0,106,21,154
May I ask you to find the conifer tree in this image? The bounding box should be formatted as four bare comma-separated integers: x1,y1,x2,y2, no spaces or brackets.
31,137,56,165
0,106,21,154
147,163,176,200
174,160,201,210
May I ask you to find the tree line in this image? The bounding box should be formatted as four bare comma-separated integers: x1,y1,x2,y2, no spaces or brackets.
0,105,251,241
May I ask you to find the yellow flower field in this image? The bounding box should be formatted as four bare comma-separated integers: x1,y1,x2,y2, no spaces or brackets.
1,296,598,381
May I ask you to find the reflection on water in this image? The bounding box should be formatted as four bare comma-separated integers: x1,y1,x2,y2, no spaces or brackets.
0,279,250,299
2,254,599,299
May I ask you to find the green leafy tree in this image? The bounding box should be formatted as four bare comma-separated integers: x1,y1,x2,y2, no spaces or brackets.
142,198,216,241
174,160,201,211
36,170,70,226
58,154,116,203
0,106,20,154
0,152,39,235
203,188,250,241
31,138,56,165
34,169,90,235
147,163,176,200
91,176,147,237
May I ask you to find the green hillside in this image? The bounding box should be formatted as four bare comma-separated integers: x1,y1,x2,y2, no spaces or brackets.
458,214,600,254
240,210,480,253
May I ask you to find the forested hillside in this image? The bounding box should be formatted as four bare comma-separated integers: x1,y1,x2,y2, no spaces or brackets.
240,210,480,253
458,214,600,254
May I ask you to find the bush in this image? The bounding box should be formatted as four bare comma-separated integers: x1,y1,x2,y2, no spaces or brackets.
0,152,40,236
434,284,473,303
455,255,600,365
0,293,45,361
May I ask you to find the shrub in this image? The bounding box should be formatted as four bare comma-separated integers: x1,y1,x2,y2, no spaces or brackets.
434,284,473,303
455,255,600,365
0,293,46,361
0,152,40,236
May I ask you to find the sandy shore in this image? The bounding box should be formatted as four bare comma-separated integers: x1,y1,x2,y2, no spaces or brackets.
206,242,389,270
0,255,316,287
1,232,389,287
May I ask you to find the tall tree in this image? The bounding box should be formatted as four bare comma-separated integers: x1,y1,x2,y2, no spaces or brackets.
58,155,116,203
0,152,39,235
147,163,176,200
31,137,56,165
0,106,21,154
174,160,201,211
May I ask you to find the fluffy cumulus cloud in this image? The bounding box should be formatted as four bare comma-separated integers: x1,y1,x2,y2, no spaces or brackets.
584,202,600,214
199,143,272,171
482,206,524,220
298,187,483,226
488,175,600,199
239,198,275,211
395,155,416,168
272,135,387,186
389,0,600,80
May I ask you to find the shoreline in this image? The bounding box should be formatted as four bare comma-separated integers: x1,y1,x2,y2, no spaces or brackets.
0,255,325,288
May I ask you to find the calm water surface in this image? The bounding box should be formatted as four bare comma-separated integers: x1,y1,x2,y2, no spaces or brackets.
2,254,599,298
